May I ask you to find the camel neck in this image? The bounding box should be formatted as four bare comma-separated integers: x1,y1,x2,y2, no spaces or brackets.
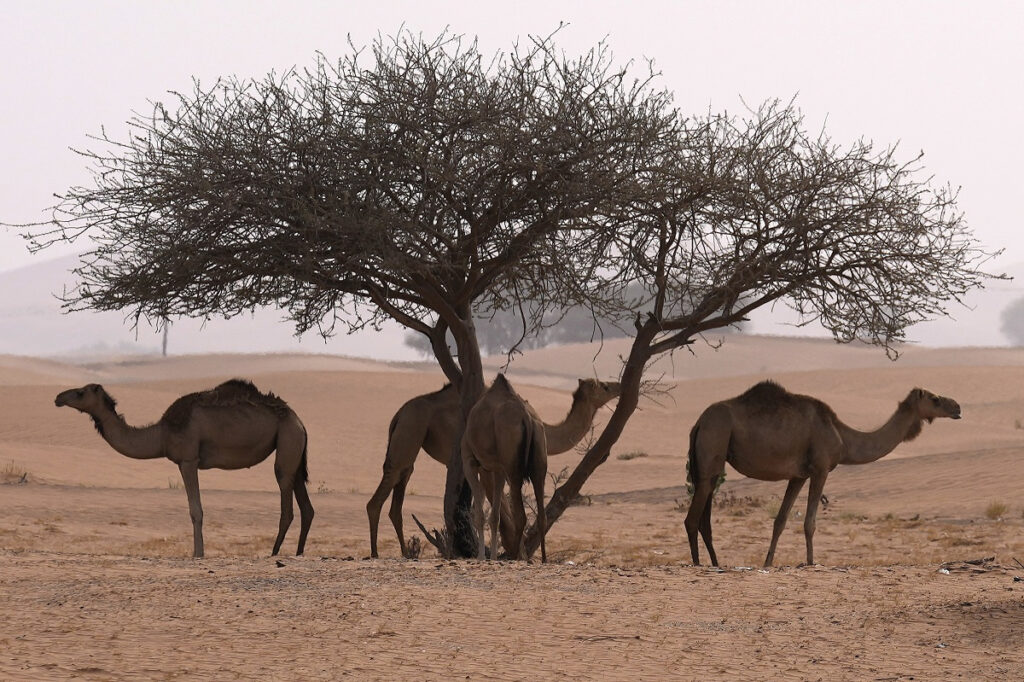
543,393,599,455
837,403,921,465
95,411,165,460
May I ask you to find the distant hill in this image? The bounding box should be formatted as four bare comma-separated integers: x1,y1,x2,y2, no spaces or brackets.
1,254,1021,360
0,254,414,360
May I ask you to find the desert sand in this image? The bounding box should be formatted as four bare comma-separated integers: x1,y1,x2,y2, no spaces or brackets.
2,334,1023,680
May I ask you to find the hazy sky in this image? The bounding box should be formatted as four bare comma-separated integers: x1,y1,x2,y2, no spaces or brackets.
2,0,1022,275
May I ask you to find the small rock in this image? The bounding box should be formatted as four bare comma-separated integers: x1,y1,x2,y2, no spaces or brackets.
275,560,285,568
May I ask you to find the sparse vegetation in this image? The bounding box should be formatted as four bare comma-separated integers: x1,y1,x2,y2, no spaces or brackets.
316,480,332,494
985,500,1008,520
948,536,983,547
1,460,29,484
525,467,590,522
674,491,765,517
616,450,648,461
167,477,182,490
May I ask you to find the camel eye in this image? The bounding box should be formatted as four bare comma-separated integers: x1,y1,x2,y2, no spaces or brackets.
931,396,940,405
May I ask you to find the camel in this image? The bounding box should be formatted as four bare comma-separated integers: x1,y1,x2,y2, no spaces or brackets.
54,380,313,558
684,381,961,568
367,378,620,558
461,374,548,562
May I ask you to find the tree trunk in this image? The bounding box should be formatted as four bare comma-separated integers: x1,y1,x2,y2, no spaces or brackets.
442,311,486,558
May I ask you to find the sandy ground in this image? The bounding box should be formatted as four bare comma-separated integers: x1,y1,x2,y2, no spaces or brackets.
2,336,1024,679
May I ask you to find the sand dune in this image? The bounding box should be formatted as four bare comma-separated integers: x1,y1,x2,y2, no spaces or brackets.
2,338,1023,678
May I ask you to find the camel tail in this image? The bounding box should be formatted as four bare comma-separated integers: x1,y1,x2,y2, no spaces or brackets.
519,417,535,477
687,422,699,491
299,431,309,484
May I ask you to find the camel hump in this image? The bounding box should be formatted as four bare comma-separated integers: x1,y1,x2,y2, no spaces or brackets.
735,380,837,423
162,379,293,431
737,380,790,404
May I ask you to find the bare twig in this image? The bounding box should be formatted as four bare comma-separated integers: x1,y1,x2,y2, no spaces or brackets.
412,514,449,558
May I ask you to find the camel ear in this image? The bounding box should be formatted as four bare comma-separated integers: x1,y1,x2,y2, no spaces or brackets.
912,388,924,401
578,379,585,387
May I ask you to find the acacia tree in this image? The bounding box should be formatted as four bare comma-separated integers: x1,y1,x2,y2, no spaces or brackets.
26,31,679,556
26,30,996,560
520,101,999,554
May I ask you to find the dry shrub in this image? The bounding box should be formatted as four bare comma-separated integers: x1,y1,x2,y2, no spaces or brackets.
985,500,1008,520
1,460,30,484
616,450,648,461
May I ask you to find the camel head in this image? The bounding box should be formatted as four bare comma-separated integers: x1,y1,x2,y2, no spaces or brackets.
903,388,961,423
575,378,622,408
55,384,117,416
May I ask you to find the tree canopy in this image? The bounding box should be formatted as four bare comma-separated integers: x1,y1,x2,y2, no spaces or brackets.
27,29,999,558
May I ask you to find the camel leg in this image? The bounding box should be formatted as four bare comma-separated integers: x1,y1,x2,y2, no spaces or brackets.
178,461,204,559
507,479,527,560
366,466,405,558
272,475,296,557
389,468,414,558
293,477,314,556
802,474,828,566
698,492,718,567
487,472,504,561
684,478,715,566
764,477,806,568
462,452,488,561
497,494,520,558
528,446,548,564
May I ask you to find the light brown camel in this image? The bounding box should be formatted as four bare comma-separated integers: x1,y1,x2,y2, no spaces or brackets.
462,374,548,562
684,380,961,568
367,378,620,558
54,379,313,558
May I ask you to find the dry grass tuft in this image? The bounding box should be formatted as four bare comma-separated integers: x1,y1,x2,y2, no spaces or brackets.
616,450,648,461
167,477,182,490
985,500,1008,520
1,460,30,484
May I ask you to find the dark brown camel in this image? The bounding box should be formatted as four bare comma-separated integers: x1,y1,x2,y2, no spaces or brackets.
461,374,548,562
684,381,961,567
55,379,313,558
367,378,619,558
